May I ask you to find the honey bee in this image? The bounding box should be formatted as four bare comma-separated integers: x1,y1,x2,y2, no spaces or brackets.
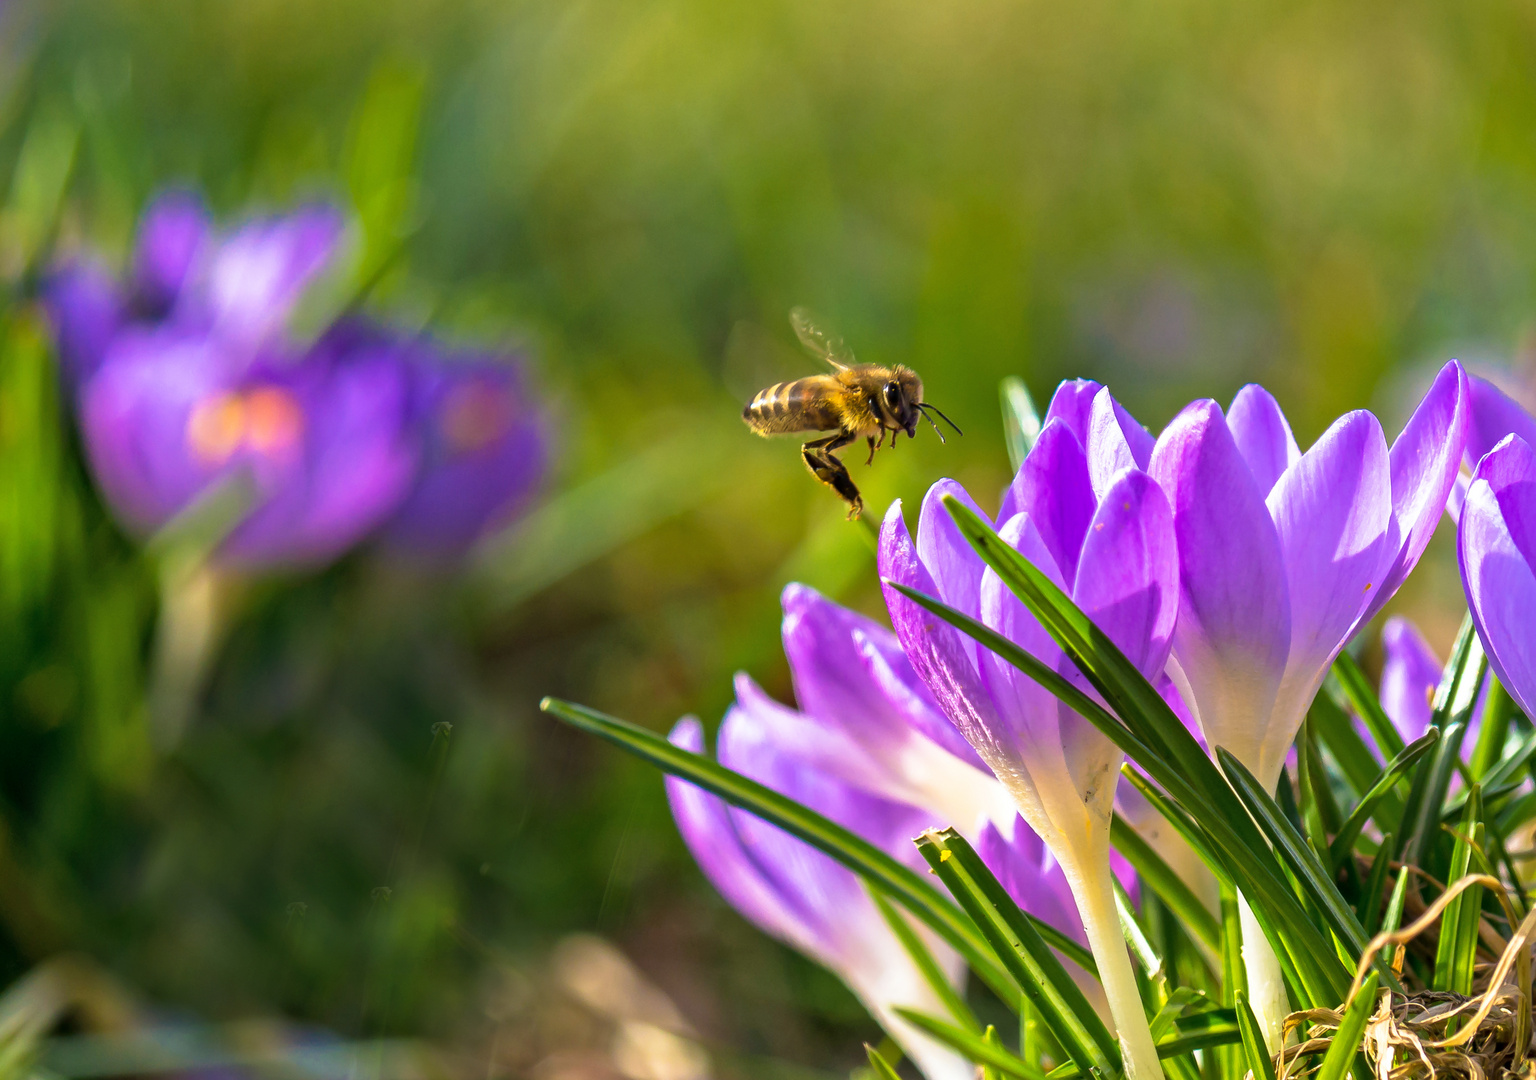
743,309,961,519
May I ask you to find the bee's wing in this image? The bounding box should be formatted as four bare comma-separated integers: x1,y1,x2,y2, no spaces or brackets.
789,306,855,371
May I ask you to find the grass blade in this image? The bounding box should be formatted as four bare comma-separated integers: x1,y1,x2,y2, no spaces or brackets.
1358,833,1394,934
916,828,1118,1078
895,1010,1049,1080
1110,815,1219,950
870,884,983,1034
538,697,1015,998
1328,732,1438,866
1469,677,1516,781
1234,992,1272,1079
1313,972,1379,1080
1432,785,1484,998
1214,749,1390,992
866,1043,906,1080
1001,376,1044,474
1399,618,1485,867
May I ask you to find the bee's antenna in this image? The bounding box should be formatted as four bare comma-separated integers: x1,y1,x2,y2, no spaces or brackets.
918,403,964,437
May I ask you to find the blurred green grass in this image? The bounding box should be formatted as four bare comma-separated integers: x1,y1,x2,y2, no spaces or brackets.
4,0,1536,1073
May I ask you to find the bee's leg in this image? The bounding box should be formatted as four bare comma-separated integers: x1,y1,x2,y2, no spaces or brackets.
865,435,878,466
802,432,864,519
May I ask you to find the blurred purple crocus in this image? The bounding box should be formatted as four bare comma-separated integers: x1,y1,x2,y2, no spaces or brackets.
44,190,548,568
666,714,971,1080
383,344,548,555
879,380,1178,1080
1459,433,1536,722
1378,616,1444,743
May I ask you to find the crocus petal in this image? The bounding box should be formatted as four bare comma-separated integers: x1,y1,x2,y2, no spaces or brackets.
1226,384,1300,498
998,420,1095,579
1150,400,1290,763
1269,411,1393,684
916,480,993,622
880,501,1010,766
1379,617,1441,742
1085,388,1154,498
1070,468,1178,677
199,205,346,351
1356,361,1470,629
1459,435,1536,719
1040,378,1104,440
43,260,124,390
134,189,209,313
221,348,419,567
78,327,235,535
978,816,1085,948
976,512,1071,773
665,718,817,950
383,349,547,555
782,582,989,772
1465,373,1536,472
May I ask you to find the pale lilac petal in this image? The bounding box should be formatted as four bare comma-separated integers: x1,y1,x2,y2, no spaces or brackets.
997,421,1095,579
978,817,1085,947
851,625,989,771
1357,361,1470,628
1459,435,1536,719
916,480,992,621
665,718,819,951
1070,469,1178,678
1226,384,1300,497
1465,373,1536,472
1085,389,1153,498
1448,473,1469,525
198,205,346,350
43,260,124,390
783,583,910,747
1150,400,1291,744
1040,378,1104,441
726,672,883,794
1268,410,1393,682
880,501,1009,760
1379,617,1440,742
134,189,209,312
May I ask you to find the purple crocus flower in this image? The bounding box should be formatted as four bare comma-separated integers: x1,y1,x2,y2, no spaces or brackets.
666,713,971,1080
45,191,547,570
382,345,548,555
1146,363,1468,1048
45,192,421,569
1459,433,1536,722
1379,617,1443,743
78,321,418,568
879,380,1179,1080
1149,362,1469,793
764,583,1017,835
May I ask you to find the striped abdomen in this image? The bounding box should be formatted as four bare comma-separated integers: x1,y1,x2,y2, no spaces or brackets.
743,376,842,435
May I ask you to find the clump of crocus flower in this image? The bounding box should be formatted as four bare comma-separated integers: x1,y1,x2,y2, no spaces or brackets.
43,190,549,745
880,381,1178,1080
1147,362,1469,1046
543,354,1536,1080
666,587,1118,1076
44,189,548,568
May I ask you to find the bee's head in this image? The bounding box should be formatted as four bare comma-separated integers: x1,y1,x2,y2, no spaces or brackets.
882,368,925,437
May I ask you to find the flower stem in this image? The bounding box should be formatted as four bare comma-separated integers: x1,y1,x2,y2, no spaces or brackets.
1066,856,1165,1080
1238,894,1287,1055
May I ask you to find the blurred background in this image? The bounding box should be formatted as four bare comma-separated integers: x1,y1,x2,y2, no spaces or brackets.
0,0,1531,1075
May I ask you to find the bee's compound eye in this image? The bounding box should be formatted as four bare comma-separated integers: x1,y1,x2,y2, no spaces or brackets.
883,382,901,409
